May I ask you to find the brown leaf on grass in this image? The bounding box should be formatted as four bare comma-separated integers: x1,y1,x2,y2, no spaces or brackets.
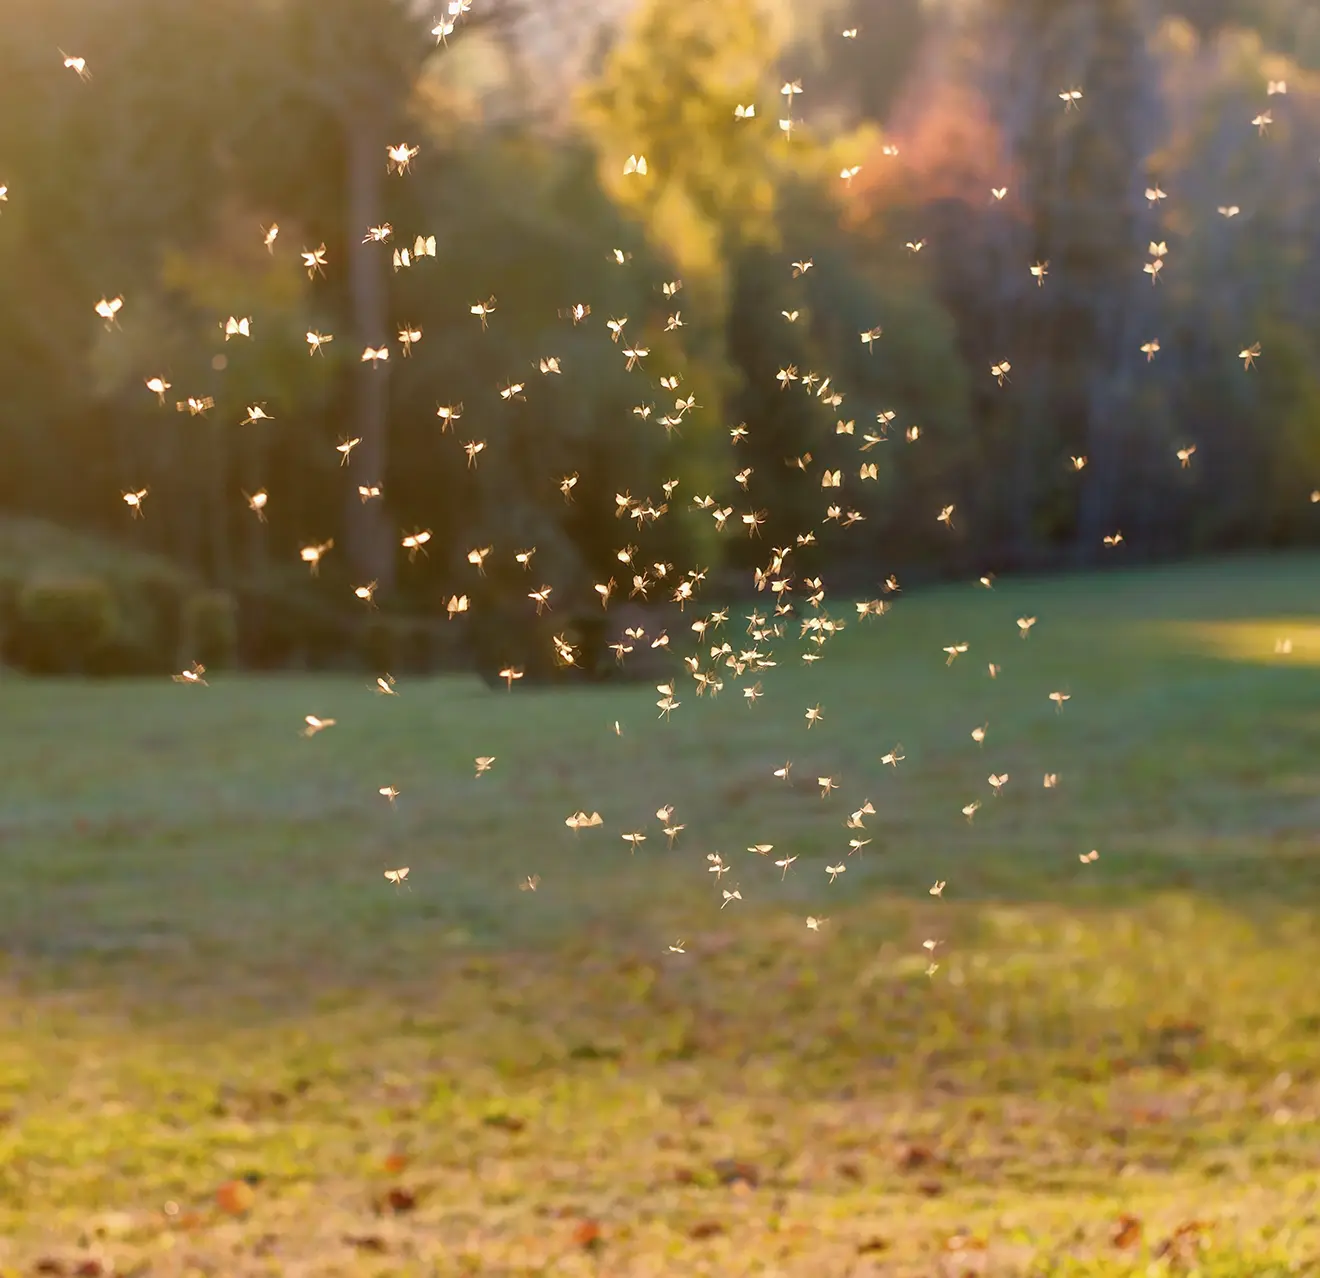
917,1178,944,1197
382,1152,409,1174
856,1237,890,1255
215,1179,255,1216
1155,1219,1211,1262
378,1186,417,1214
688,1220,725,1240
944,1234,987,1252
711,1158,760,1187
343,1234,389,1254
483,1112,527,1132
34,1261,66,1276
73,1262,106,1277
897,1143,936,1171
572,1218,603,1251
837,1160,864,1182
1112,1214,1143,1249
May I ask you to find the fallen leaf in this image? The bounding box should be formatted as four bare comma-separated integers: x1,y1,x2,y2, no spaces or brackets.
1112,1214,1143,1249
215,1179,255,1216
379,1186,417,1214
689,1220,725,1239
572,1218,603,1251
898,1143,936,1172
34,1261,66,1276
856,1237,890,1255
483,1112,527,1132
1156,1219,1211,1262
382,1152,409,1174
343,1234,388,1253
711,1158,760,1187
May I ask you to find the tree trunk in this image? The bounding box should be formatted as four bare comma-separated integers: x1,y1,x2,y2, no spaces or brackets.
343,115,395,594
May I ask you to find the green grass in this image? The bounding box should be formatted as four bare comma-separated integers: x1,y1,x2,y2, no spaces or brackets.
1,553,1319,1276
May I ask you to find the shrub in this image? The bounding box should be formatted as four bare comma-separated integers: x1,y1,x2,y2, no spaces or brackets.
233,576,356,670
181,589,239,670
6,576,121,674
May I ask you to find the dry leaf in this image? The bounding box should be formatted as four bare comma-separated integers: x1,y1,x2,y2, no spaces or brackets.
215,1179,255,1216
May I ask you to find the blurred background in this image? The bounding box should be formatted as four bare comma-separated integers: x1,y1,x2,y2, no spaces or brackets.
1,0,1317,681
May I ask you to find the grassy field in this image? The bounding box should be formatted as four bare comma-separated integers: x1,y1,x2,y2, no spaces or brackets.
0,553,1318,1277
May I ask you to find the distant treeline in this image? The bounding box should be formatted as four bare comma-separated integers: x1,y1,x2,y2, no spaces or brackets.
0,0,1317,674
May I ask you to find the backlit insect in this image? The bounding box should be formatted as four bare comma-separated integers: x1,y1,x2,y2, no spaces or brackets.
95,296,123,328
470,297,496,329
623,154,648,175
1141,339,1160,362
386,142,420,174
402,530,432,561
301,244,328,278
300,540,333,576
734,103,755,119
1059,88,1082,109
302,714,336,737
384,867,410,888
60,50,91,80
222,315,251,340
122,488,147,518
361,346,389,366
244,489,268,521
943,642,968,666
242,404,273,425
1240,342,1261,370
398,326,422,356
173,662,207,686
991,360,1011,385
1030,262,1048,286
306,330,333,354
145,376,171,404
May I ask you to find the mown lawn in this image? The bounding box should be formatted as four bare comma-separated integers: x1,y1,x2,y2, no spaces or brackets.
0,553,1318,1277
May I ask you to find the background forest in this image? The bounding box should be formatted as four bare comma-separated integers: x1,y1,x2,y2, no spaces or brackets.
0,0,1317,677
